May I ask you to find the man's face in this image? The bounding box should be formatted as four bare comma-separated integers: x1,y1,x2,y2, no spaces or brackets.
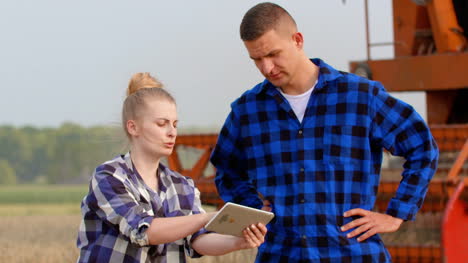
244,29,301,88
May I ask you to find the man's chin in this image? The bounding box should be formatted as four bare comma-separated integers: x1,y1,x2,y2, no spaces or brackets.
273,81,287,88
267,78,283,87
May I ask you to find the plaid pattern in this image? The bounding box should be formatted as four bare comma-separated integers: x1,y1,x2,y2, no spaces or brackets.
210,59,439,262
77,152,206,263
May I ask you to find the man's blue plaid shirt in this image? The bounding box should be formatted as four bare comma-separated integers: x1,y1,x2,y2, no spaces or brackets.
210,59,438,262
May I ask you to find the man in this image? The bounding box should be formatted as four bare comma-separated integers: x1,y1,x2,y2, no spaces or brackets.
210,2,438,262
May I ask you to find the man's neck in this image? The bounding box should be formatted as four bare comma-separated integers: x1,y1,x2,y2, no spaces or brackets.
281,59,319,95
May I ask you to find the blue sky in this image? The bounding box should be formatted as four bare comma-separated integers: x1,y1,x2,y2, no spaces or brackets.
0,0,425,128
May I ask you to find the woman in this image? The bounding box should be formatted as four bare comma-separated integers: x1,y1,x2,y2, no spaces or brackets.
77,73,267,263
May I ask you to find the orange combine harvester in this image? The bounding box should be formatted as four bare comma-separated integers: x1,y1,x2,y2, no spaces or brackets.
348,1,468,262
168,1,468,262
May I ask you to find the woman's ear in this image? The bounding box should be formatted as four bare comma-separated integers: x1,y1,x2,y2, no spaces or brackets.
127,120,139,137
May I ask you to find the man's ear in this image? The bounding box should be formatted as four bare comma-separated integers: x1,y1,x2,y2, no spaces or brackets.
292,32,304,49
127,120,139,137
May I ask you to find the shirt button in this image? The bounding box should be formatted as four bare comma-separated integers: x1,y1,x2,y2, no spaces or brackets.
300,168,305,172
301,235,308,247
298,130,303,135
300,199,305,203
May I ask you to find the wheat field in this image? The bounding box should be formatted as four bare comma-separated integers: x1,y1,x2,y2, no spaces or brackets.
0,214,80,263
0,203,256,263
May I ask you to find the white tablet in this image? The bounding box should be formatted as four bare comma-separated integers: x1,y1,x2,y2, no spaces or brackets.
204,202,275,237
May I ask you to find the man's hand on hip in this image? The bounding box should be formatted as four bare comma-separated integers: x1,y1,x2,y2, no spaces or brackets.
341,208,403,242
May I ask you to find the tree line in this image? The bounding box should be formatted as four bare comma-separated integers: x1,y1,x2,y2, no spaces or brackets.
0,123,125,184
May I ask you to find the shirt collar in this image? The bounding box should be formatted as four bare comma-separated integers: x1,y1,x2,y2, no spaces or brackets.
254,58,342,95
122,152,170,186
123,152,134,172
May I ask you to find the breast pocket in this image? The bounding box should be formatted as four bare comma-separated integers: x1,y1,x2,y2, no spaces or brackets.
323,125,369,165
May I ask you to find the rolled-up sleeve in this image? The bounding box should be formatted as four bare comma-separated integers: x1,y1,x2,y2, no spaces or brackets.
89,171,154,246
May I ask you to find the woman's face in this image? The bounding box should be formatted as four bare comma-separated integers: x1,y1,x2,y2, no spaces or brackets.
129,98,177,158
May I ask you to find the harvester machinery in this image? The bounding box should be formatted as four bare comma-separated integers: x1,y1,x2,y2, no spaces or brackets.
349,0,468,262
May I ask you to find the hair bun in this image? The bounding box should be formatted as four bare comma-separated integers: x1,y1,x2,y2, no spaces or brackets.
127,72,163,96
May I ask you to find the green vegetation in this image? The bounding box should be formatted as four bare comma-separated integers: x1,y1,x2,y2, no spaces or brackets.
0,184,86,216
0,185,88,204
0,204,81,216
0,159,16,184
0,123,124,184
0,123,217,185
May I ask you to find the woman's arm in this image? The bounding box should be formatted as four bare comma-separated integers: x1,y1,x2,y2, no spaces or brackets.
191,223,267,256
147,212,216,245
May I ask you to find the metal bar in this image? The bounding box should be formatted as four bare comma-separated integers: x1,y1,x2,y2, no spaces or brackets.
364,0,370,60
369,42,395,47
366,52,468,91
447,139,468,182
426,0,466,52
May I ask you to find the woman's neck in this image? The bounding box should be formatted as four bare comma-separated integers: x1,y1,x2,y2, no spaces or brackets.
129,146,161,190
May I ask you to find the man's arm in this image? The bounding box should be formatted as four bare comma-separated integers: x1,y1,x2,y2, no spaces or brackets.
370,82,438,220
342,81,439,241
210,109,263,209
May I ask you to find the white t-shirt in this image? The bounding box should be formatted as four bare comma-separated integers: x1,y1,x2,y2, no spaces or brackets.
277,81,317,123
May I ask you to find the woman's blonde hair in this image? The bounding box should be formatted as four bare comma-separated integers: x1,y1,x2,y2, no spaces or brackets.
122,73,175,138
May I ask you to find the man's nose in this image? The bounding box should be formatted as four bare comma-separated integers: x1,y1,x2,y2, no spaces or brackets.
261,59,274,75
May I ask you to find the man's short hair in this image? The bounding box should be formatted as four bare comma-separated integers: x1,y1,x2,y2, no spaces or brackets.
240,2,297,41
